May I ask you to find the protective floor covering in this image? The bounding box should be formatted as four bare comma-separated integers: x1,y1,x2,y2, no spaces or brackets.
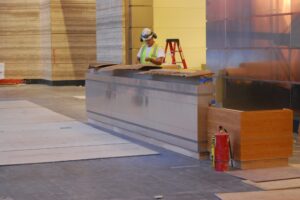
0,100,157,166
216,189,300,200
242,179,300,190
73,95,86,100
290,164,300,168
227,167,300,182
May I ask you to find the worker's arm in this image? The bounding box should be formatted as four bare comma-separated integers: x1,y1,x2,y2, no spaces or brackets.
145,57,164,65
136,57,141,64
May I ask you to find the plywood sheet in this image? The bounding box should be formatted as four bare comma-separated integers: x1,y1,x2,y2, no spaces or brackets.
216,189,300,200
0,100,39,109
0,121,106,134
235,158,289,170
243,179,300,190
290,164,300,168
140,69,213,77
0,107,74,124
98,64,160,72
227,167,300,182
0,143,157,166
0,0,42,79
73,95,86,100
0,100,158,165
0,126,129,151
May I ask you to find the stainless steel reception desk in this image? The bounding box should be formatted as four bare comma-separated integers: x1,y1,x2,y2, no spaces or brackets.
86,68,214,157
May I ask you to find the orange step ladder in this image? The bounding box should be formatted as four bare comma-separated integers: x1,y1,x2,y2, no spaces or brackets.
163,39,188,69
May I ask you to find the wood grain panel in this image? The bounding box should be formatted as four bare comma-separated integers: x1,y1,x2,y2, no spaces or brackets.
207,107,293,169
51,63,89,80
40,0,52,80
4,63,43,78
0,0,41,79
50,0,96,80
0,0,96,81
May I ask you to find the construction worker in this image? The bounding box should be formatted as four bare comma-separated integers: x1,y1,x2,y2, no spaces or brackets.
137,28,165,65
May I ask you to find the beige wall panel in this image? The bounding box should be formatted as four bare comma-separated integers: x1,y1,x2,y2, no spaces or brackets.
131,48,139,64
153,0,206,68
130,27,144,49
131,6,153,27
163,49,207,68
154,0,205,8
127,1,153,64
130,0,152,6
156,28,206,48
154,8,205,28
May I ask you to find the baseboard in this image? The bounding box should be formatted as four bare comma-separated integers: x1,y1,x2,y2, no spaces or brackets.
0,79,24,85
234,158,289,169
88,119,201,160
24,79,85,86
87,111,200,153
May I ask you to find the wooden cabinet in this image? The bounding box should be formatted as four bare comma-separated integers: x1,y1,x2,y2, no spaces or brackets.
207,107,293,169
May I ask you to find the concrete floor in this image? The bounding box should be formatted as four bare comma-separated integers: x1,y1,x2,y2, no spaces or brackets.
0,84,293,200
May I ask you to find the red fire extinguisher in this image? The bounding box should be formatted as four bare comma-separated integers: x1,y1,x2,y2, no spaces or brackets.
214,126,230,171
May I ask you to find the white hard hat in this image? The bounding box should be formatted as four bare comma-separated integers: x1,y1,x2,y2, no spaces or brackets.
140,28,157,41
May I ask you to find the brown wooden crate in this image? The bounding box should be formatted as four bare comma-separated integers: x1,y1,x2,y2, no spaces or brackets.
207,107,293,168
227,166,300,181
235,158,289,170
216,188,300,200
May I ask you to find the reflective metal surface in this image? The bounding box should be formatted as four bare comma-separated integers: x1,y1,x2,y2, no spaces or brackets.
292,0,300,12
291,49,300,82
86,70,214,153
207,20,226,49
207,0,300,114
207,0,225,21
227,0,252,19
291,14,300,47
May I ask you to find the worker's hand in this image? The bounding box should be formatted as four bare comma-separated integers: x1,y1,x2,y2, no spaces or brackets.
145,57,152,62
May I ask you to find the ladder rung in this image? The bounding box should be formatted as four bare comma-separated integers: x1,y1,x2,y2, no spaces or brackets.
166,39,179,42
164,38,187,69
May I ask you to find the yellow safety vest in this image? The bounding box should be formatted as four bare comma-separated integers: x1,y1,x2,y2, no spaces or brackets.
140,43,158,64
